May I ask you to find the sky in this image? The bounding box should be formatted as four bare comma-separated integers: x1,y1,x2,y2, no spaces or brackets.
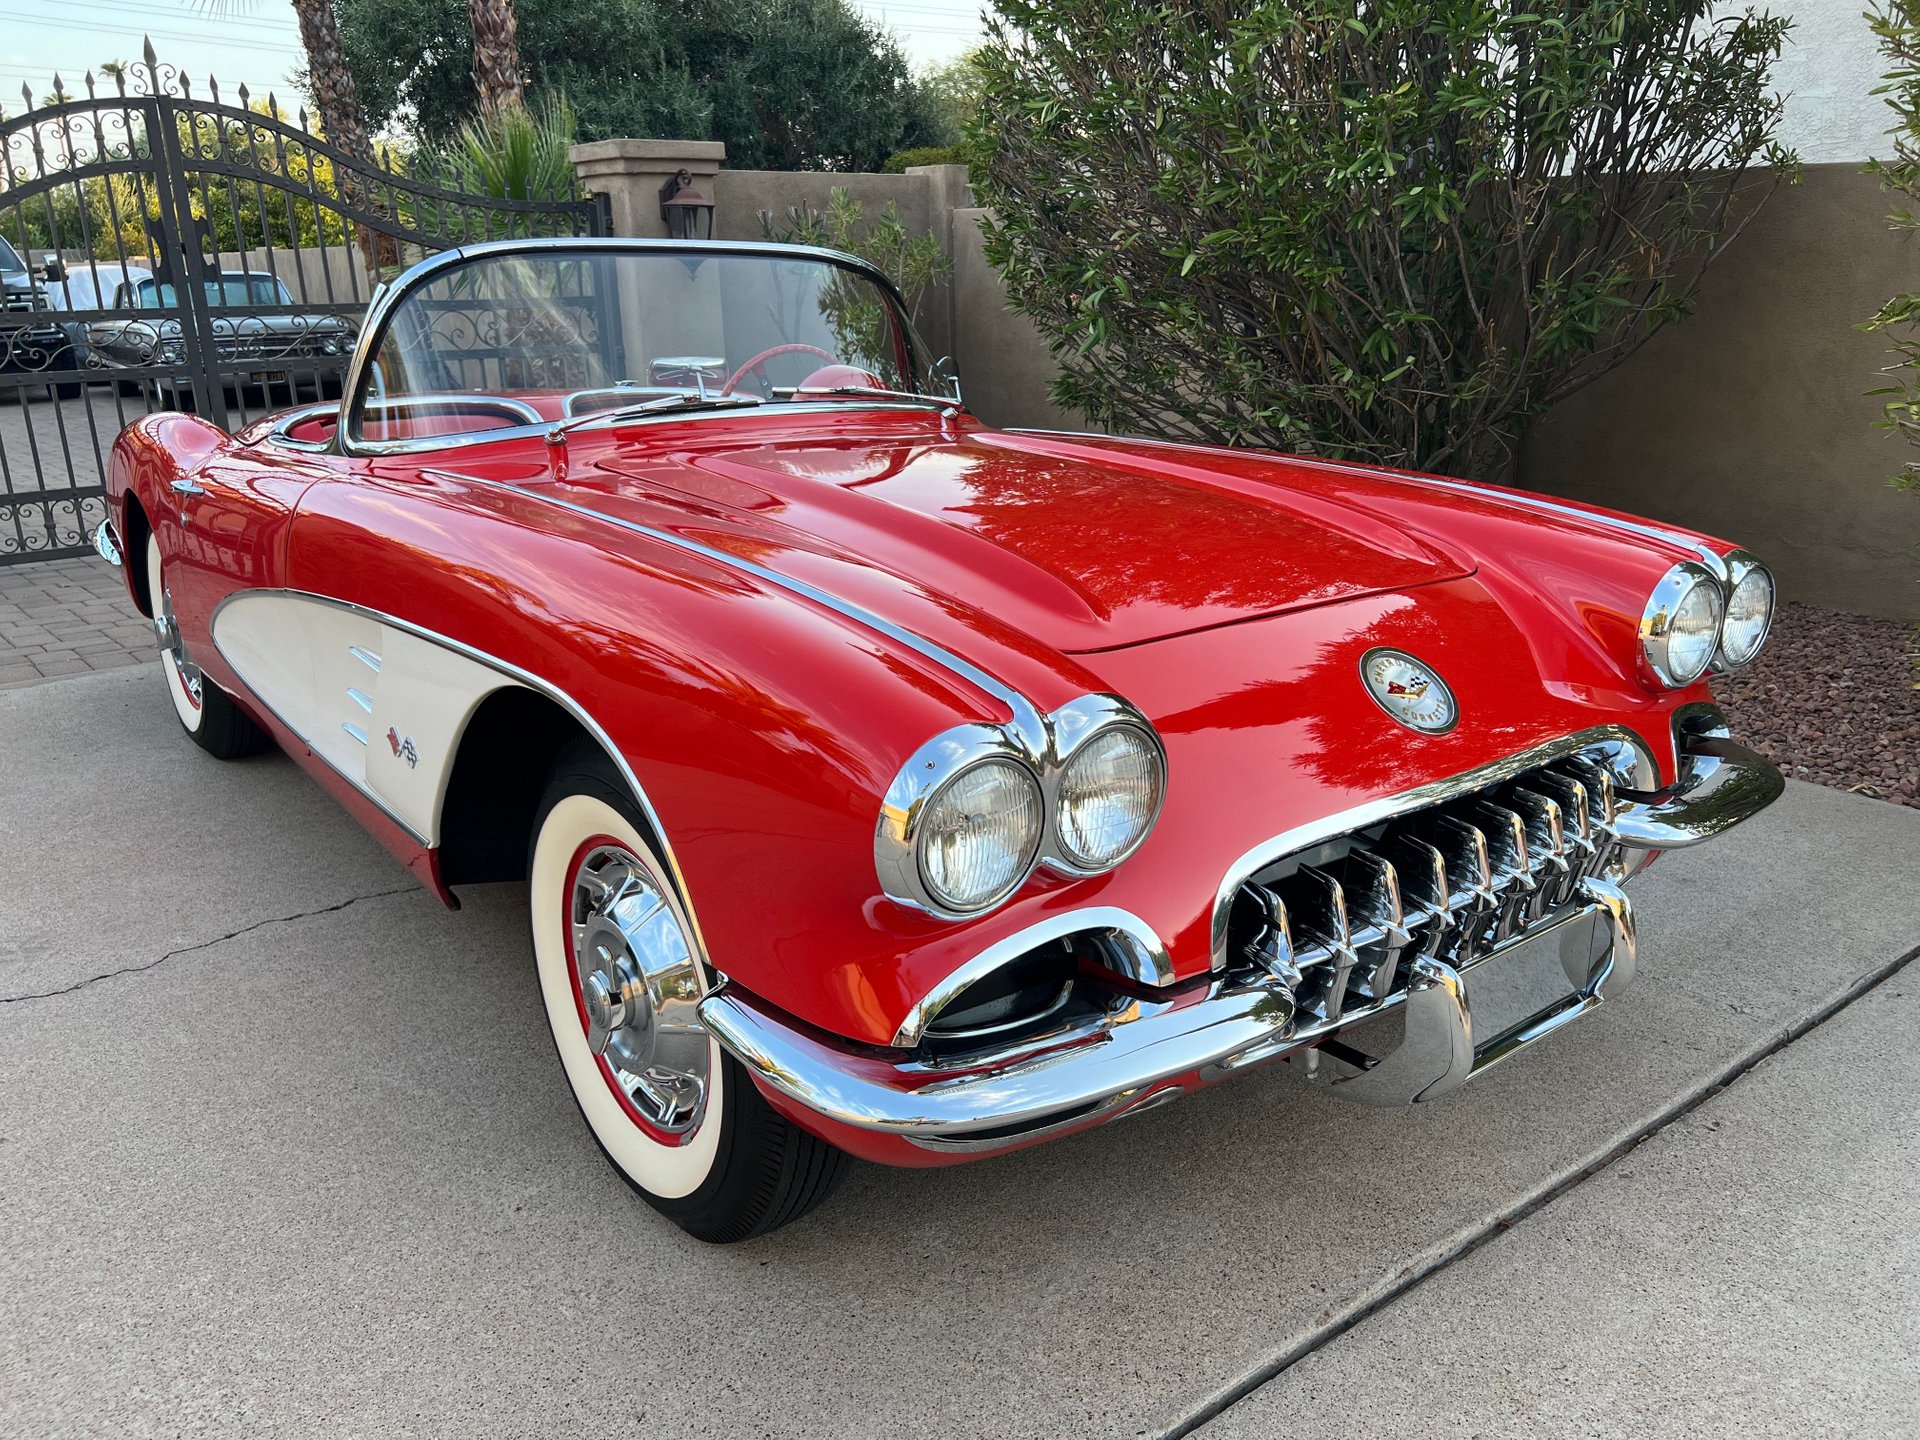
0,0,986,116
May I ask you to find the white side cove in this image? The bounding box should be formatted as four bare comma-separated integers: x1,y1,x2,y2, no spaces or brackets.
213,591,518,843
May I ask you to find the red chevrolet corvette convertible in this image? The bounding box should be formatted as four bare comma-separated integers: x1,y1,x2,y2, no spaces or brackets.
97,239,1783,1241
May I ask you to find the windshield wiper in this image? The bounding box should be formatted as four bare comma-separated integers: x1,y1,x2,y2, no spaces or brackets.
784,386,961,412
545,390,764,445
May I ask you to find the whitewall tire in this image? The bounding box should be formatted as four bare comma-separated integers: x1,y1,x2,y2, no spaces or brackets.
145,534,266,759
528,742,850,1241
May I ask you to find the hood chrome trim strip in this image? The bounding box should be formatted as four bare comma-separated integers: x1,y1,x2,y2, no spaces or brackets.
434,469,1051,747
1004,428,1730,579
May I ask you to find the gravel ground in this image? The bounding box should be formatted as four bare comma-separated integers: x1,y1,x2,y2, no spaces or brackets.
1712,602,1920,808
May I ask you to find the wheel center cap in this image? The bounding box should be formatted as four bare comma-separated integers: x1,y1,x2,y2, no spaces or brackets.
579,919,655,1061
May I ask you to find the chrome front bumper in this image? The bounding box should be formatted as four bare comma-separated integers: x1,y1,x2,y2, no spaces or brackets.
700,728,1783,1150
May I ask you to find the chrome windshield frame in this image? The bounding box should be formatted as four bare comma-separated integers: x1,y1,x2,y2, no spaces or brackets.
336,238,949,459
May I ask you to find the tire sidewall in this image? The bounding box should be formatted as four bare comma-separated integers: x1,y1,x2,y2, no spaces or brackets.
530,780,726,1203
145,534,205,734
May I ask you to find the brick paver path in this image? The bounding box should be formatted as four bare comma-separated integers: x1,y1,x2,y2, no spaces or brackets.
0,557,154,688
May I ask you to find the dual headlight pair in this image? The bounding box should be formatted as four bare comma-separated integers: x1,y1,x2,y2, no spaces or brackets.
1640,551,1774,688
876,696,1167,918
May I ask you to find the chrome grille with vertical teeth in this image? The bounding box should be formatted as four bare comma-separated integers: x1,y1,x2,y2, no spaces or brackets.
1230,748,1634,1036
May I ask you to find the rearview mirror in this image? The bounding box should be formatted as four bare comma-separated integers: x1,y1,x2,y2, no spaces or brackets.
40,254,65,283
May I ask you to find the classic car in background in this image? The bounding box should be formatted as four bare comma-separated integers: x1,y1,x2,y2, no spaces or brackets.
85,269,357,408
96,239,1784,1242
0,235,82,398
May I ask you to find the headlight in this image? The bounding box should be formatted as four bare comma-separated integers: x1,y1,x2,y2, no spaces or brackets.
1640,561,1724,688
1055,725,1164,869
1716,552,1774,669
916,758,1044,913
155,339,185,365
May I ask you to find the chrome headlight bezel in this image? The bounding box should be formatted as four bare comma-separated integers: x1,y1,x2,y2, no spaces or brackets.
1639,560,1724,689
1711,549,1774,672
875,694,1167,920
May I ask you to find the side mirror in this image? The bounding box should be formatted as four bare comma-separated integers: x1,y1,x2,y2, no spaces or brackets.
40,254,64,283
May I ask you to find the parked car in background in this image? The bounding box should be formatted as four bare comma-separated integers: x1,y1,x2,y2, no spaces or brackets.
98,238,1785,1243
86,270,357,409
0,235,81,399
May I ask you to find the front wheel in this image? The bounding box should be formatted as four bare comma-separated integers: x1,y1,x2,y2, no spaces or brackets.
144,535,266,759
529,743,849,1242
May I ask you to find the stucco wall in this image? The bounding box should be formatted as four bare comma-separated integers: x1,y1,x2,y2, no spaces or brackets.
948,208,1090,432
1521,163,1920,619
712,168,952,358
1774,0,1889,164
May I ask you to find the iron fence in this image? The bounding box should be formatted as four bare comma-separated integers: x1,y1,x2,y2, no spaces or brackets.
0,40,605,563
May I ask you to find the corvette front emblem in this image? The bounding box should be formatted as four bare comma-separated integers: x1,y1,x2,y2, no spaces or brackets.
1360,648,1458,735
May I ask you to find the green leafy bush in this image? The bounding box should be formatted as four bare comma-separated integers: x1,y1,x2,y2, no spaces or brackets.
1866,0,1920,491
760,186,953,330
883,146,965,174
973,0,1795,475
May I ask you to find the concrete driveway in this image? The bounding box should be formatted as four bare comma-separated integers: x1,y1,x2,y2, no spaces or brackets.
3,666,1916,1439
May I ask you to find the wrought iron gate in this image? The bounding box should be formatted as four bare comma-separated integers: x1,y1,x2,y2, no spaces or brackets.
0,43,605,563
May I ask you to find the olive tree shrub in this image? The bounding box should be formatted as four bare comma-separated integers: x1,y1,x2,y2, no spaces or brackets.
1866,0,1920,491
972,0,1794,475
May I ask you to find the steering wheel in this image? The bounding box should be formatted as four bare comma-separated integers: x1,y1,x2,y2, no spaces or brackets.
720,343,837,397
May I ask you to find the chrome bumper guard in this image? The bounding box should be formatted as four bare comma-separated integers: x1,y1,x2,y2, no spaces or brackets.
699,729,1783,1147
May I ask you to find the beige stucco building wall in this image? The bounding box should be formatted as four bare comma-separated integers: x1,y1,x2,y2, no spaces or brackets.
1521,163,1920,619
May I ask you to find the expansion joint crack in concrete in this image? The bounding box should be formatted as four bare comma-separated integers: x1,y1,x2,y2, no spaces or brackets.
0,886,417,1005
1155,938,1920,1440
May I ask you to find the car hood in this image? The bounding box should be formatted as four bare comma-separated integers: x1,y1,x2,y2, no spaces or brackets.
572,422,1474,653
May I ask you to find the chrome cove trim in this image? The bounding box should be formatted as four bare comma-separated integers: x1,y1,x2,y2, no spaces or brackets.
891,906,1174,1048
437,470,1051,747
1639,560,1724,689
91,519,122,567
337,238,940,458
1001,428,1735,578
207,588,715,967
1208,726,1657,971
874,693,1168,921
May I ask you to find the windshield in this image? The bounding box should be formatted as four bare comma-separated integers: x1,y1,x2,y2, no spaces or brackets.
0,236,23,275
135,275,292,307
348,246,953,448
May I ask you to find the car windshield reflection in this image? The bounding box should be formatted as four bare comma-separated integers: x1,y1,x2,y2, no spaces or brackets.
347,245,956,450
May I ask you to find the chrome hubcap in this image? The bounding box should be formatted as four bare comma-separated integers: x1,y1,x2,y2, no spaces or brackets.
154,580,203,705
569,844,709,1135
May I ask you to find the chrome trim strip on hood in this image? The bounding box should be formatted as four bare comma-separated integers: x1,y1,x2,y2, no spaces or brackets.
1004,428,1730,579
433,469,1052,748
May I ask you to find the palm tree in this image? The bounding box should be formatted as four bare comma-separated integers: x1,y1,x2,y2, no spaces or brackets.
470,0,526,113
192,1,373,169
286,0,374,168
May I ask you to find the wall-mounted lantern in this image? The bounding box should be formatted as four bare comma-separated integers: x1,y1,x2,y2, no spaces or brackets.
659,169,716,241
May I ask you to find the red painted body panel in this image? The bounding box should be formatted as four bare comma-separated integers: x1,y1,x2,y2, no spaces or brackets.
108,402,1722,1067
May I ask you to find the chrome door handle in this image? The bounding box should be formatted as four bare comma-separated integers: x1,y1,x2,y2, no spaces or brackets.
169,478,207,497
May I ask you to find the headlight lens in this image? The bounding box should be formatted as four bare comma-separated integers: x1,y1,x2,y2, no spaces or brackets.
1717,558,1774,668
917,759,1043,913
1055,726,1164,869
1641,562,1724,687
